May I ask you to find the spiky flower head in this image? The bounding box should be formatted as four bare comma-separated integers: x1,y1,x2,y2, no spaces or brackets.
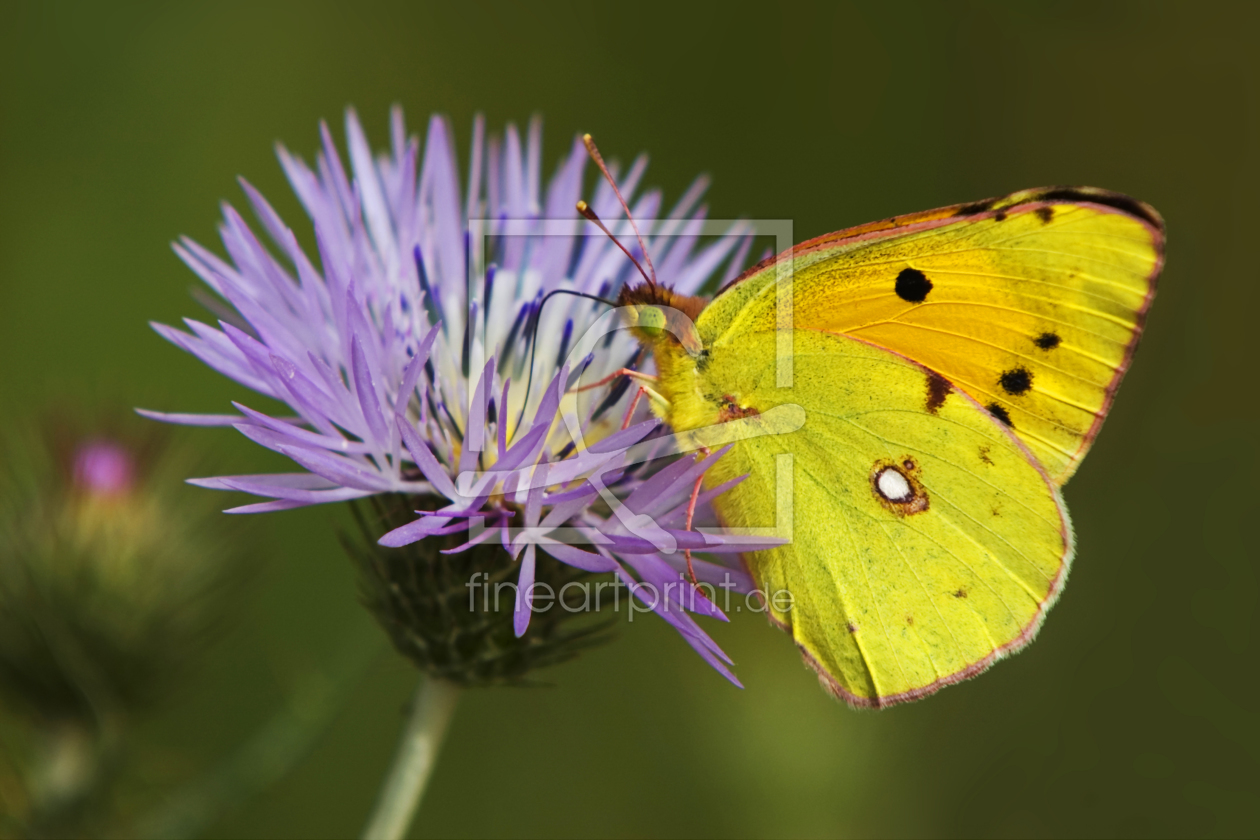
147,109,776,682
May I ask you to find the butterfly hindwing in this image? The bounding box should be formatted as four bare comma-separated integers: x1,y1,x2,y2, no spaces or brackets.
698,187,1163,485
691,330,1072,707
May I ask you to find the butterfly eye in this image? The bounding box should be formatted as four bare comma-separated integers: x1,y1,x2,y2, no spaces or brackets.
622,304,704,357
628,304,667,331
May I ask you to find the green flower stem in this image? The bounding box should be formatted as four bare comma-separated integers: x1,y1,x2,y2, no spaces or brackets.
133,626,382,839
362,678,460,840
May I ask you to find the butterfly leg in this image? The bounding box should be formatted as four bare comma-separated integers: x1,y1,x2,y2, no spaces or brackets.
621,387,646,430
570,367,657,393
683,447,712,599
573,367,670,428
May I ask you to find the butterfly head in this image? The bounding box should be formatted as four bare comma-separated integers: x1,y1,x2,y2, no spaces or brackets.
617,282,707,357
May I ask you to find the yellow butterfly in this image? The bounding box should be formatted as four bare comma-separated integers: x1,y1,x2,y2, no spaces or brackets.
583,139,1163,707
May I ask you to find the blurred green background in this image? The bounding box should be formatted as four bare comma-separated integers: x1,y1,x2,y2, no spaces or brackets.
2,1,1257,836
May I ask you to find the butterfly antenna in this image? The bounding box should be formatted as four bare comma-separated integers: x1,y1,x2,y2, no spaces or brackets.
575,200,655,291
581,133,658,291
515,288,616,435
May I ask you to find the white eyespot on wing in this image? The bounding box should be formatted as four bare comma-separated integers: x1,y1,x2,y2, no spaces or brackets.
875,467,912,502
870,459,930,516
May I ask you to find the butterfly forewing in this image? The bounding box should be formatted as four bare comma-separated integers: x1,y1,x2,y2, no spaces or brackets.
698,187,1163,485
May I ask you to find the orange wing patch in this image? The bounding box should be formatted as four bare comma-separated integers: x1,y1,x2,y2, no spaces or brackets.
698,187,1164,484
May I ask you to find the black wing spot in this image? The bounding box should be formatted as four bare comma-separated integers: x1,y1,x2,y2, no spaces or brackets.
1034,331,1061,350
1035,206,1055,224
953,588,968,599
1034,188,1163,229
925,371,949,414
987,403,1014,427
994,210,1008,222
895,268,933,302
846,622,858,633
999,367,1033,396
955,199,995,216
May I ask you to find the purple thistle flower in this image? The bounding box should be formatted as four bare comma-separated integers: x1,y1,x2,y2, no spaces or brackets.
146,108,775,682
73,438,136,497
